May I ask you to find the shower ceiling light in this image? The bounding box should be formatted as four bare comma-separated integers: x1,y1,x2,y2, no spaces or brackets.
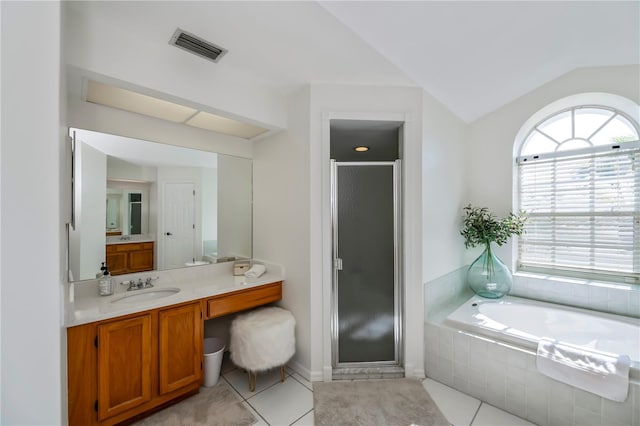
354,146,370,152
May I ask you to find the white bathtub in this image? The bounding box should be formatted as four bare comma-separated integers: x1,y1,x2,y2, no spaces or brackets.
446,295,640,379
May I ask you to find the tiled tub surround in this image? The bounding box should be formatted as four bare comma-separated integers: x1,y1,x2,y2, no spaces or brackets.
424,270,640,426
447,295,640,378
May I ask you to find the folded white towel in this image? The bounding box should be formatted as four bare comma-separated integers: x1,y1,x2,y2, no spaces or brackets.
245,264,266,279
536,338,630,402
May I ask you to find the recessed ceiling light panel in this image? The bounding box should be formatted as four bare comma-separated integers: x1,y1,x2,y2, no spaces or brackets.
85,80,269,139
186,112,269,139
86,80,197,123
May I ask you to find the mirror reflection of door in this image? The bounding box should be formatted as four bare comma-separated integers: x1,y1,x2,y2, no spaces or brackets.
128,193,142,234
106,193,122,233
162,182,196,269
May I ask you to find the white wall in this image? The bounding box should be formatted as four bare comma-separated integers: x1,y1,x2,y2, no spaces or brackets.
217,156,252,259
466,65,640,266
107,156,157,182
201,167,218,244
421,90,468,282
1,2,63,424
252,87,312,377
64,3,286,131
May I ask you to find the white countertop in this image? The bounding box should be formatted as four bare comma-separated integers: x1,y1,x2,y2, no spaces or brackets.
106,236,156,245
65,261,283,327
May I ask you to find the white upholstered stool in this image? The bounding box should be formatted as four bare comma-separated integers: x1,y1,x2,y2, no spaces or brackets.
230,306,296,391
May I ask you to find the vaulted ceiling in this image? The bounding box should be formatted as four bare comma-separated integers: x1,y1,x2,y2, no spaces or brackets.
321,1,640,122
66,1,639,126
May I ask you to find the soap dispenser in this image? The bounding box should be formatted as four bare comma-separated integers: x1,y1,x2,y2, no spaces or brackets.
98,265,114,296
96,262,106,278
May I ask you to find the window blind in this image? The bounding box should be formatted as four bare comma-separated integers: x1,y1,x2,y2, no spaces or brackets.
517,143,640,278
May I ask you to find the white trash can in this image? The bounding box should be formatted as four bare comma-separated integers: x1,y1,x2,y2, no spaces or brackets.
203,337,225,387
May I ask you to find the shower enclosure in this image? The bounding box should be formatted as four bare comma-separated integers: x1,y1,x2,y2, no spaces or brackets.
331,160,402,369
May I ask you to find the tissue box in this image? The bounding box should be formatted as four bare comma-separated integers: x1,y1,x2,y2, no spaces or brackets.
233,261,250,276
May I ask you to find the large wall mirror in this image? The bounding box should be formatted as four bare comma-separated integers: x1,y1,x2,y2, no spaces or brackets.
69,128,252,282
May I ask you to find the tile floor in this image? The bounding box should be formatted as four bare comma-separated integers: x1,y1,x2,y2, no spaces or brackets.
219,355,536,426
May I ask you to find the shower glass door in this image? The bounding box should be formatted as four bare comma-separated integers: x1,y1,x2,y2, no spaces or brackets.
331,161,401,366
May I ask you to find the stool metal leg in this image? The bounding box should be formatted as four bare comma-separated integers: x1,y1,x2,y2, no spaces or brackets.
247,370,257,392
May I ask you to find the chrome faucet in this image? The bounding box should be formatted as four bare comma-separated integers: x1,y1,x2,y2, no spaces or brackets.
120,277,160,291
120,276,158,291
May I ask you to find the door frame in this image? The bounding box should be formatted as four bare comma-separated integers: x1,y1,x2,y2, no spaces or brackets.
330,160,403,369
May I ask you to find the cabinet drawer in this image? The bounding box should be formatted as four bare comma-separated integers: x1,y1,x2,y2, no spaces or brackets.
115,243,144,252
206,282,282,319
107,242,154,252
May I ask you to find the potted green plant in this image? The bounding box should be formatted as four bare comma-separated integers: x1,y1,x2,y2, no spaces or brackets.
460,205,527,298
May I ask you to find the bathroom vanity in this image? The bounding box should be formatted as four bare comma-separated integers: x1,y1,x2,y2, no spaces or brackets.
66,265,282,426
105,241,154,275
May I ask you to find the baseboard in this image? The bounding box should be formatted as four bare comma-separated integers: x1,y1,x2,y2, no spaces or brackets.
411,368,426,379
321,366,333,382
287,359,312,381
402,363,425,379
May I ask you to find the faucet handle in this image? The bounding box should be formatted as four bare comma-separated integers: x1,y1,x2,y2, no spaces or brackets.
121,280,137,291
144,277,154,288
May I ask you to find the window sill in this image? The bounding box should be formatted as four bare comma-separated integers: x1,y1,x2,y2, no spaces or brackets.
513,271,639,292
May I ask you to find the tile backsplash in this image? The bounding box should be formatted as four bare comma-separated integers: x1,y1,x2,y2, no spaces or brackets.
510,273,640,318
425,267,640,319
424,267,470,320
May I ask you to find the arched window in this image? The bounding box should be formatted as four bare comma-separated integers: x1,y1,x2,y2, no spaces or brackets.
515,103,640,282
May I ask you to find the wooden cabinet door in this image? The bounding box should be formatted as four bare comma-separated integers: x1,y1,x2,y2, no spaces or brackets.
97,314,153,421
158,303,202,395
128,249,153,272
67,323,98,426
106,242,154,275
105,251,127,275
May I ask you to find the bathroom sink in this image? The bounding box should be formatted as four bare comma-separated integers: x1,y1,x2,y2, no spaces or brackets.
111,288,181,304
185,260,210,267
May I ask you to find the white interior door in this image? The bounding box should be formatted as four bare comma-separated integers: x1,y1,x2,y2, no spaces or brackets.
162,182,196,269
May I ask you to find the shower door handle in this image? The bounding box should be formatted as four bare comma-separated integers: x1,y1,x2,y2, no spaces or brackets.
334,258,343,271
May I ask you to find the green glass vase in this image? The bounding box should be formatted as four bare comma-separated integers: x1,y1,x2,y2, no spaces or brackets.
466,243,512,299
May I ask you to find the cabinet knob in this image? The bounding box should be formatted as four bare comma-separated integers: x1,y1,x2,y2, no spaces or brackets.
165,232,172,236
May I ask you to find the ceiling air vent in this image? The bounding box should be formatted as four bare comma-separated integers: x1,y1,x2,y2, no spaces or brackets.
170,28,227,63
